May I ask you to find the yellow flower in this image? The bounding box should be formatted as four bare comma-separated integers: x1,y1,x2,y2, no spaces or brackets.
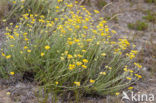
6,92,11,95
56,6,59,9
100,72,106,75
82,59,88,63
21,0,25,3
12,1,16,4
78,54,83,58
10,72,15,75
126,77,132,81
58,0,63,3
9,35,14,39
86,39,93,42
20,51,23,54
94,10,100,14
74,54,77,58
25,38,29,41
128,87,134,90
105,28,109,32
76,61,82,66
135,74,138,77
105,66,109,68
133,44,136,48
97,41,100,45
1,53,5,57
108,67,112,70
137,75,142,79
10,45,14,47
67,41,73,45
90,79,95,83
74,39,80,42
41,52,45,56
67,4,73,8
74,82,80,86
129,70,134,73
55,81,58,85
123,66,128,72
23,32,28,36
27,50,31,53
55,18,58,21
82,65,87,69
131,50,138,54
83,26,88,29
65,51,68,55
24,46,28,49
82,50,86,53
2,19,6,22
134,62,142,69
101,53,106,56
115,92,120,96
111,30,117,34
45,45,50,50
67,54,73,59
60,57,64,61
6,55,11,59
68,64,75,70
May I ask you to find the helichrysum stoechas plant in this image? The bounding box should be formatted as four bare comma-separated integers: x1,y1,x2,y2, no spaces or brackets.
0,0,142,100
7,0,64,20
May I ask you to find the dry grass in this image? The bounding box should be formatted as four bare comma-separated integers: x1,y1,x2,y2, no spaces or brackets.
137,41,156,75
0,0,8,19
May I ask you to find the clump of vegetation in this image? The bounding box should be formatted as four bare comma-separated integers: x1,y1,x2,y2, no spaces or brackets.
96,0,107,9
7,0,63,20
144,0,156,4
128,20,148,31
76,0,107,9
0,0,142,102
143,11,156,23
104,15,119,23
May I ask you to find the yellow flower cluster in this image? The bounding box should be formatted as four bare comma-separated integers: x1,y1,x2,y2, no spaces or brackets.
100,72,106,75
10,72,15,75
118,39,130,50
1,53,11,59
68,64,75,70
134,62,142,68
126,50,138,59
74,82,80,86
128,87,134,90
135,74,142,79
90,79,95,83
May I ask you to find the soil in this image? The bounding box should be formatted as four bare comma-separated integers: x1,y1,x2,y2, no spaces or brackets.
0,0,156,103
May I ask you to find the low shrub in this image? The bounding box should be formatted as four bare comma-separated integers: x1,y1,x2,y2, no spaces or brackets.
7,0,64,20
128,20,148,31
0,0,142,101
144,0,156,4
143,11,156,23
